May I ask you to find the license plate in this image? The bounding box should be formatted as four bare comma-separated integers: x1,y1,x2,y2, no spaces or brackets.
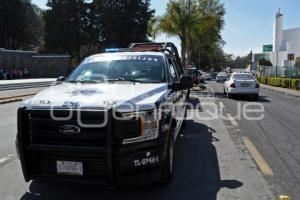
56,161,83,176
240,83,251,87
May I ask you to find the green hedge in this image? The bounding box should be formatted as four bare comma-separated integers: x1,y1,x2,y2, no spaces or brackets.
257,77,300,90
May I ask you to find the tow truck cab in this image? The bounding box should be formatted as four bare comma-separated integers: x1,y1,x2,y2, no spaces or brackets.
16,42,193,187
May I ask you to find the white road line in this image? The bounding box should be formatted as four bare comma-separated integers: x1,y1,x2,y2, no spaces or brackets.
226,113,239,127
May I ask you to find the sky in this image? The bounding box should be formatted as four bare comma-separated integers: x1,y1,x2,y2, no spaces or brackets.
32,0,300,56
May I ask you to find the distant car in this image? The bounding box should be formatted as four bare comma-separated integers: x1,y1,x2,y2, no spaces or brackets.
187,67,200,84
199,75,205,83
216,72,227,82
224,72,260,99
203,73,212,80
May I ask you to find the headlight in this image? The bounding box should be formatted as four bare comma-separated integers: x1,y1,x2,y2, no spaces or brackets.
122,110,159,144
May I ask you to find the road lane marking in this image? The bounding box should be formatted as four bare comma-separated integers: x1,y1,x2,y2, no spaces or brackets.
242,137,274,176
279,195,290,200
0,157,11,164
0,154,16,167
226,113,239,127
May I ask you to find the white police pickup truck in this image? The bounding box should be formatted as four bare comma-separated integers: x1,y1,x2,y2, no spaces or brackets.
16,43,193,187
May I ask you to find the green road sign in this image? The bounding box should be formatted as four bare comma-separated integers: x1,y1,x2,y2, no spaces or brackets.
263,45,273,52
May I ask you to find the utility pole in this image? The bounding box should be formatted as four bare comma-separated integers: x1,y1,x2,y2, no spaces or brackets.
186,0,192,68
276,50,278,77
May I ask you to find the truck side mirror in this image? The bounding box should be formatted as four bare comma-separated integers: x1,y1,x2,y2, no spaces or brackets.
180,75,193,89
171,75,193,91
56,76,66,82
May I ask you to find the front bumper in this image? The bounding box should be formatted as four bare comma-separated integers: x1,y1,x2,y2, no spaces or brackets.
18,139,167,186
228,87,260,95
17,108,168,187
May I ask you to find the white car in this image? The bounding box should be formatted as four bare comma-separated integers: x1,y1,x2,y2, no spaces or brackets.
203,73,212,80
224,73,260,99
216,72,227,82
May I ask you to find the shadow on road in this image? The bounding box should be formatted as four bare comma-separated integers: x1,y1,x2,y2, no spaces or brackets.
201,91,272,103
20,121,243,200
227,95,271,103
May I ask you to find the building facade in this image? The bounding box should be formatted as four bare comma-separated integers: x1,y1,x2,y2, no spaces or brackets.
253,10,300,72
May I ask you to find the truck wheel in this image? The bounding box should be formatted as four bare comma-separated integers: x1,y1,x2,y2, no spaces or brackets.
182,109,187,127
161,135,174,184
227,92,232,99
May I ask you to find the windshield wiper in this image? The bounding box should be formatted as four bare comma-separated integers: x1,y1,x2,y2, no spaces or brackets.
107,78,146,83
66,80,103,84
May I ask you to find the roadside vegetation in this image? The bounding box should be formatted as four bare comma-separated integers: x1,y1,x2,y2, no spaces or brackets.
258,77,300,90
150,0,226,70
1,0,229,70
0,0,154,62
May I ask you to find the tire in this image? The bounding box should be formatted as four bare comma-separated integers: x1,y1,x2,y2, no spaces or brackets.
227,92,232,99
161,134,175,184
182,108,187,127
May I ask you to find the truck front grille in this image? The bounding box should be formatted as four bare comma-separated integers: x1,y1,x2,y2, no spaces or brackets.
28,110,108,147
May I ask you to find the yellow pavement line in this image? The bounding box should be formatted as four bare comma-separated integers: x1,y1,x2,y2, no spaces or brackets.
0,98,23,104
226,113,239,127
279,195,291,200
242,136,274,176
0,93,37,101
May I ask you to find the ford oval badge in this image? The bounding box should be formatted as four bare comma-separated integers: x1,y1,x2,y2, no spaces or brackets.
59,125,81,135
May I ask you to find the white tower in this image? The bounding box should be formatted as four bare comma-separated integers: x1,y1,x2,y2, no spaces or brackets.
273,9,283,51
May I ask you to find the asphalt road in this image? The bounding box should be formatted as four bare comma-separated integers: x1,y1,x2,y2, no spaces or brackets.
205,81,300,199
3,81,300,199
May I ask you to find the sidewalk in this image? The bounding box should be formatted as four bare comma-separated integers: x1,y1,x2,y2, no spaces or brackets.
0,78,55,85
0,78,55,102
261,84,300,97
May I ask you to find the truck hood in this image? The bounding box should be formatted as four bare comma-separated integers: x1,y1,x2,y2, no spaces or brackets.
22,82,169,112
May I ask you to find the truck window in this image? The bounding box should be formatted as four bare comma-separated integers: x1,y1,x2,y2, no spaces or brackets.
168,58,180,82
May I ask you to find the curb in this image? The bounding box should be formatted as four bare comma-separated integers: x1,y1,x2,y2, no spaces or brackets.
0,98,23,105
261,85,300,98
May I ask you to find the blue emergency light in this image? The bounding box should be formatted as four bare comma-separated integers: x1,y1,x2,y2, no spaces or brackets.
105,48,119,52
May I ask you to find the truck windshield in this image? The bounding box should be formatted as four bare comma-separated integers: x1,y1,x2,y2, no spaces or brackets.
68,55,165,83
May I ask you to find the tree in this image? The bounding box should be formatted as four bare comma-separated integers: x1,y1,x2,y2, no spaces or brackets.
92,0,155,48
151,1,192,68
259,58,272,66
0,0,27,49
295,57,300,67
24,2,45,49
151,0,225,69
43,0,154,59
0,0,44,50
189,0,225,70
44,0,87,60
